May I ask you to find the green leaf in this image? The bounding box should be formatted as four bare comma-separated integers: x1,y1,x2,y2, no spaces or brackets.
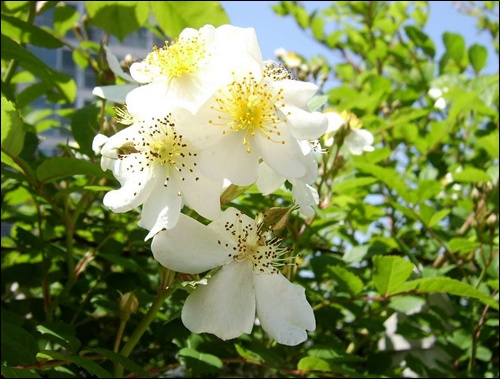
428,209,450,228
468,43,488,73
354,163,409,203
297,356,330,372
443,32,466,63
404,25,435,57
1,365,41,378
328,266,364,296
333,177,377,194
307,94,328,112
453,167,492,183
394,277,499,310
35,157,112,185
1,96,25,156
37,350,113,378
389,295,426,313
310,13,324,40
71,104,100,157
85,1,150,41
151,1,229,38
1,14,63,48
36,324,81,354
178,347,222,376
1,322,39,366
448,238,480,254
53,4,80,37
1,34,76,103
85,348,150,377
477,129,499,158
234,344,264,363
372,255,414,296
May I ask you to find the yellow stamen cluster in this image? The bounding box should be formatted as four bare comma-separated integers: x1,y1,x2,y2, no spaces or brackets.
209,73,289,153
263,61,292,81
142,34,209,80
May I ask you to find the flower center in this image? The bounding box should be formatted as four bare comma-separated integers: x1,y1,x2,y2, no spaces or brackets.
143,34,208,80
220,212,293,274
209,74,288,153
119,114,199,186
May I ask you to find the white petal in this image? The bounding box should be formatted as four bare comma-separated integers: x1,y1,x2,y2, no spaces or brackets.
286,107,329,140
292,181,319,217
151,214,231,274
177,165,223,221
257,134,306,179
254,272,316,346
182,261,256,340
345,129,374,155
256,162,285,195
273,79,319,108
103,45,136,82
93,84,139,103
325,112,345,133
92,134,108,155
199,133,259,185
103,156,160,213
139,178,183,240
125,84,172,118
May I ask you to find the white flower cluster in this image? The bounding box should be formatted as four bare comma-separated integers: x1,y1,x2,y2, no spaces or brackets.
92,24,331,346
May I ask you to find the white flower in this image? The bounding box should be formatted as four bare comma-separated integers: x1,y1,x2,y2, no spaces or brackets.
175,61,328,186
324,110,374,155
96,110,223,239
92,45,140,103
428,87,448,110
256,149,320,217
151,207,316,346
126,24,262,117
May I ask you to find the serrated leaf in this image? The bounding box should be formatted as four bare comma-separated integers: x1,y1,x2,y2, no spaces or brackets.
297,356,330,372
328,266,364,296
372,255,414,296
35,157,112,185
37,350,112,378
393,277,499,310
85,1,150,41
85,348,149,377
151,2,229,38
1,96,25,157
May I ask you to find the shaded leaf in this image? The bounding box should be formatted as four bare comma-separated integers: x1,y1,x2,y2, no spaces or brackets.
372,255,414,296
37,350,112,378
35,157,112,185
1,96,24,156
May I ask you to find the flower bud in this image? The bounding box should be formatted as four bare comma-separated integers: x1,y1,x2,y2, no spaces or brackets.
119,291,139,322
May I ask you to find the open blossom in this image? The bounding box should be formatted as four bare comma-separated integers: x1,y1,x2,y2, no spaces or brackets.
175,61,328,186
95,109,223,239
151,207,316,346
126,24,262,117
324,110,374,155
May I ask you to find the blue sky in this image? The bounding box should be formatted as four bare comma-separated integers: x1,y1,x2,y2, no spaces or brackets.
220,1,498,74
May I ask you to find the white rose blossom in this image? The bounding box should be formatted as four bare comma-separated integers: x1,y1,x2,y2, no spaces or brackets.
126,24,263,117
151,207,316,346
324,110,374,155
174,61,328,186
95,109,224,240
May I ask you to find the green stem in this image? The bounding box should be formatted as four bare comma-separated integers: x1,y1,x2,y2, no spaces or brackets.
113,319,127,353
114,285,178,378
